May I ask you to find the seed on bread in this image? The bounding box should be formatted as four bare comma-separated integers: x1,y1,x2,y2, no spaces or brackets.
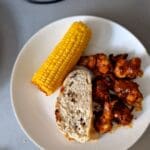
55,109,61,122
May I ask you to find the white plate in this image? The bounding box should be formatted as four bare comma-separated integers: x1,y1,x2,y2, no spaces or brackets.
10,16,150,150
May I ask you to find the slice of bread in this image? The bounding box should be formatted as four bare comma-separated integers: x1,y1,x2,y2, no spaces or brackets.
55,68,93,143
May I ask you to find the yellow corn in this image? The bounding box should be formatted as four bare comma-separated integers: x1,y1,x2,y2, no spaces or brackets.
32,21,91,95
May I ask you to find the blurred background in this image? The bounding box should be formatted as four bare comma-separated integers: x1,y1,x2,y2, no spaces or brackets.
0,0,150,149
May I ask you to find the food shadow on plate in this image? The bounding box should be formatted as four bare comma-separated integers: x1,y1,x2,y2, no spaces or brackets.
135,54,150,121
90,0,150,54
83,19,113,55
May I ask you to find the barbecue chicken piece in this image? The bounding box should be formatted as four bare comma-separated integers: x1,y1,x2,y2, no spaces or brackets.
114,80,143,111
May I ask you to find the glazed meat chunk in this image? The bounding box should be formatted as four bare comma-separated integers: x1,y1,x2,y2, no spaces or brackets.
96,53,112,74
114,80,143,111
92,77,110,101
114,57,143,79
109,53,128,65
77,55,96,70
112,101,133,125
95,101,113,133
110,95,133,125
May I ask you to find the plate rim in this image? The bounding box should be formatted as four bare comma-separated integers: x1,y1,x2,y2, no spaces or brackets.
10,15,149,150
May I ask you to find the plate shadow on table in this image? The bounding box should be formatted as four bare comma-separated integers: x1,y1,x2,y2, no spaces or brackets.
0,2,20,90
85,1,150,54
0,146,10,150
84,19,113,55
0,2,21,149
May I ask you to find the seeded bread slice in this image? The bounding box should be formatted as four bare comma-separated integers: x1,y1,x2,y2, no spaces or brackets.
55,68,93,143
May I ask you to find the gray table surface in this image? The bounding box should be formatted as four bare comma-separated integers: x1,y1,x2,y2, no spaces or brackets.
0,0,150,149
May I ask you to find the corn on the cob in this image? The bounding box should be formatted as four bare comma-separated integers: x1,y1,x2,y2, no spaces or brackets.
32,21,91,95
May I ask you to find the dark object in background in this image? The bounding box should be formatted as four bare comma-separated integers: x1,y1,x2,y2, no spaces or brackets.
27,0,64,4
